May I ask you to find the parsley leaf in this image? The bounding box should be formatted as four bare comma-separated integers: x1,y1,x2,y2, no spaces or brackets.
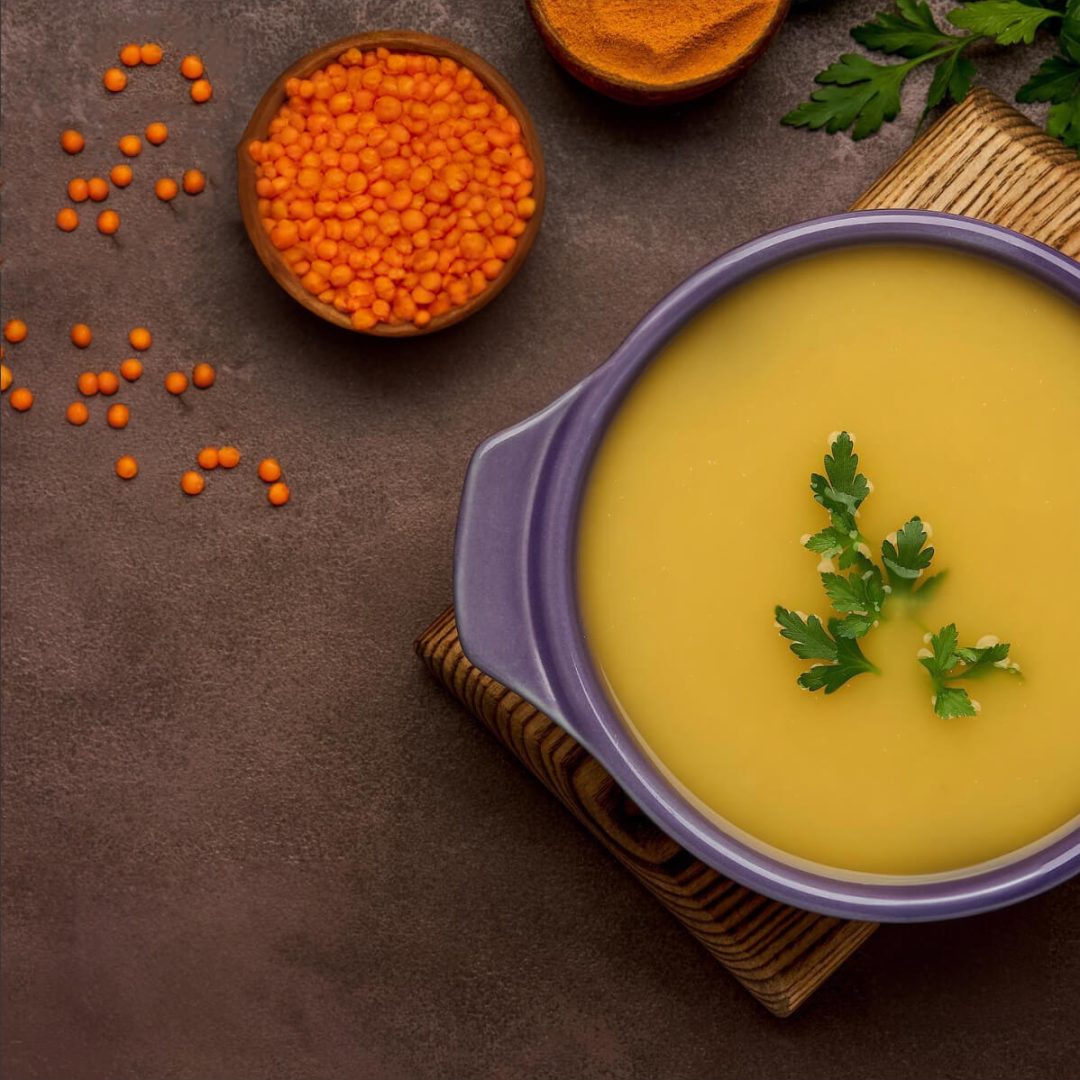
820,567,887,638
1018,54,1080,103
805,434,875,569
948,0,1059,44
775,607,880,692
783,3,977,140
782,53,918,140
783,0,1079,155
918,624,1021,718
1063,0,1080,62
804,525,852,558
934,686,979,718
811,432,871,514
882,516,935,589
775,607,840,660
927,51,977,111
920,621,960,677
852,0,960,55
1049,92,1080,147
1014,3,1080,150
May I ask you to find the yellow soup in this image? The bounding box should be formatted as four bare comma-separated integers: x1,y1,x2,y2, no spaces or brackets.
577,245,1080,875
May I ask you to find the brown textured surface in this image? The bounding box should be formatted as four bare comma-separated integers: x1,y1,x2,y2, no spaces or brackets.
416,609,877,1017
2,2,1079,1078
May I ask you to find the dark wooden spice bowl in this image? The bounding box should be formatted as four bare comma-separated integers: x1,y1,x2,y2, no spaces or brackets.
237,30,546,337
525,0,791,105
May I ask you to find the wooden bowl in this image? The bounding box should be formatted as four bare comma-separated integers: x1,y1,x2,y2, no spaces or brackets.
237,30,546,337
526,0,791,105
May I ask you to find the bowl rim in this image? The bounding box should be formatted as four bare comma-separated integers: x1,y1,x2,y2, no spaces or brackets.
526,0,792,103
460,210,1080,922
235,29,546,337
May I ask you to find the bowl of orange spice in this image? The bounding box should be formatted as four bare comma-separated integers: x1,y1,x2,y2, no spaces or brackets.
527,0,790,104
238,31,544,335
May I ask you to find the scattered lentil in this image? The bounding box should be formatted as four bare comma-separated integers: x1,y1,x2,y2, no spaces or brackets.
119,134,142,157
103,67,128,92
181,470,205,495
4,320,28,343
128,327,152,350
106,402,130,428
68,177,90,201
97,209,120,234
56,208,80,231
110,164,134,187
119,43,142,67
258,458,282,483
67,401,90,425
267,481,290,506
164,371,188,394
218,445,240,469
77,371,100,396
180,54,204,79
155,177,179,201
140,43,163,65
115,455,139,479
119,357,143,381
61,129,86,154
70,323,93,348
197,446,220,469
145,122,169,145
97,371,120,395
191,78,212,103
1,364,13,391
9,387,34,411
87,177,110,201
191,362,215,388
182,168,206,194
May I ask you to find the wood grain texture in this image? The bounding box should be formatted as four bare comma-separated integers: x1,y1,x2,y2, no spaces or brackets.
854,88,1080,256
416,91,1077,1018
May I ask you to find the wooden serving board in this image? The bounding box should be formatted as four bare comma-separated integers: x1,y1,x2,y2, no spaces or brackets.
415,89,1080,1018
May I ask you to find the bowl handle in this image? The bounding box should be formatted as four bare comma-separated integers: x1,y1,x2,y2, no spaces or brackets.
454,386,583,740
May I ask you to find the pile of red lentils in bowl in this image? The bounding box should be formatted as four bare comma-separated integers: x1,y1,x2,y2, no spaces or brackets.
246,45,538,331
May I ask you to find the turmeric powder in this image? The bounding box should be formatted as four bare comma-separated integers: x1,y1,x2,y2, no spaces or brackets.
535,0,778,87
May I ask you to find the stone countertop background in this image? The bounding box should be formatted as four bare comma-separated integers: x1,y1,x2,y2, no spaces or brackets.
1,1,1077,1078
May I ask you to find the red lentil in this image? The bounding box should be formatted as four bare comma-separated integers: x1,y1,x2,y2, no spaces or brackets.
116,455,139,479
247,46,536,330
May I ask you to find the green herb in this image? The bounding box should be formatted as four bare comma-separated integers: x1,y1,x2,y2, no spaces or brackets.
918,624,1022,717
774,433,1023,717
782,0,1080,156
881,517,936,592
804,431,873,570
948,1,1059,44
774,607,880,692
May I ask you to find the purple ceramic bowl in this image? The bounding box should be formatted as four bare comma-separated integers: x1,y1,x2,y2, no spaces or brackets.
454,210,1080,923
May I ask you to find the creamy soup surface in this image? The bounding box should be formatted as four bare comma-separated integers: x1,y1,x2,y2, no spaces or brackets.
577,244,1080,875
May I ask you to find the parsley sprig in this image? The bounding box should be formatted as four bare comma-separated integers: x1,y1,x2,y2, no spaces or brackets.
775,608,880,692
918,624,1021,717
775,433,1023,717
782,0,1080,155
